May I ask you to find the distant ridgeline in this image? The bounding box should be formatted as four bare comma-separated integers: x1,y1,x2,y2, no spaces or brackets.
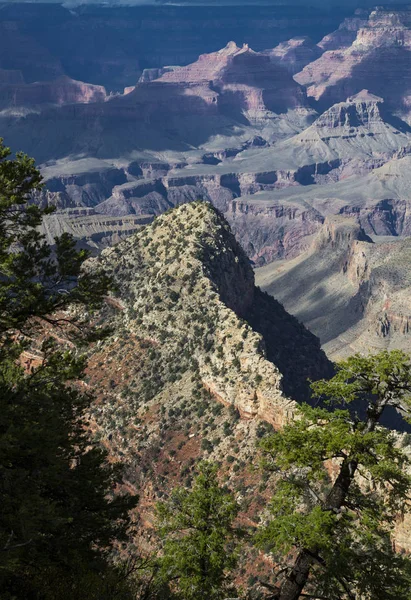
0,2,349,91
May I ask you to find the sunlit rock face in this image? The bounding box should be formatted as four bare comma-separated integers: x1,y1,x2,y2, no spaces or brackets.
155,42,308,114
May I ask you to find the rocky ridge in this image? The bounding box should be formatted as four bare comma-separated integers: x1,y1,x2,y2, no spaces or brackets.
94,202,330,417
0,76,107,111
82,201,411,583
80,203,332,584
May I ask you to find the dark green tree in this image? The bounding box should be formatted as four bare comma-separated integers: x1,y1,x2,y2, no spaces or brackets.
256,350,411,600
0,139,137,599
156,461,239,600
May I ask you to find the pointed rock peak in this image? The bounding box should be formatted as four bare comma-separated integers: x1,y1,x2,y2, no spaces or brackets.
348,89,384,104
233,42,257,57
218,41,241,55
239,42,251,52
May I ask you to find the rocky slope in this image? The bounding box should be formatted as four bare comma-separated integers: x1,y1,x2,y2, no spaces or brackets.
80,202,332,587
80,201,411,587
93,202,331,410
256,215,411,361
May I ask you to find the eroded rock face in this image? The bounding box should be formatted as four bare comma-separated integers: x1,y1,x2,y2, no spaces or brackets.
256,215,411,361
295,7,411,119
317,10,370,52
157,41,308,115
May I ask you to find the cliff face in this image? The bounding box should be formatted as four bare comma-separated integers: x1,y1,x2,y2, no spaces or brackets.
265,36,323,75
123,42,309,118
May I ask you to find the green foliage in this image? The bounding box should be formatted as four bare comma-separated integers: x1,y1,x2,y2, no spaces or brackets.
256,351,411,600
0,141,110,337
311,350,411,415
0,139,137,598
156,462,239,600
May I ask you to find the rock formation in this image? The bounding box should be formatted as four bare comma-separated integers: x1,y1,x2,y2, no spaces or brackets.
156,41,308,115
84,202,333,477
96,201,331,412
26,86,410,264
72,201,332,588
317,10,370,52
295,7,411,120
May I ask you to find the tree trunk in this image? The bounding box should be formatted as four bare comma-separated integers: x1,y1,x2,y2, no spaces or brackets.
278,551,313,600
276,398,386,599
277,459,357,600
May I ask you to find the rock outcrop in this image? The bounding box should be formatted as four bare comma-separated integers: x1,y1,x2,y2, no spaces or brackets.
156,41,308,115
77,201,331,589
97,202,330,414
317,10,370,52
82,203,333,519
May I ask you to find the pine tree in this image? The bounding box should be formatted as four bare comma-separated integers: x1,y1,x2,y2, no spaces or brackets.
256,350,411,600
0,139,137,598
156,462,239,600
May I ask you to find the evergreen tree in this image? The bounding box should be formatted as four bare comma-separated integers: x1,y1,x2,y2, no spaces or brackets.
256,350,411,600
156,462,239,600
0,139,137,598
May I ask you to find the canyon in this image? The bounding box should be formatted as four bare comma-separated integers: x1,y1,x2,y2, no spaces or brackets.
3,3,411,358
4,4,411,591
82,202,411,594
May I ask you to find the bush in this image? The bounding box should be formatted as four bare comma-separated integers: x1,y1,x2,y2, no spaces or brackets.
201,439,213,453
